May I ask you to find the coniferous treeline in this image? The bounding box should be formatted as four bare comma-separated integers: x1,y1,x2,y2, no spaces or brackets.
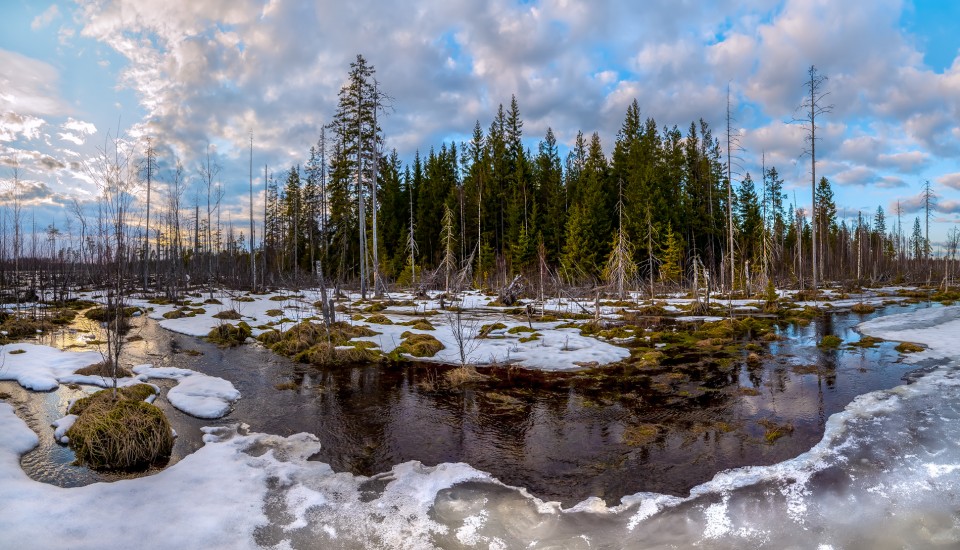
1,55,953,304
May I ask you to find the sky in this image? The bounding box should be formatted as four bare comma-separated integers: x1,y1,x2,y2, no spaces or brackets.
2,0,960,247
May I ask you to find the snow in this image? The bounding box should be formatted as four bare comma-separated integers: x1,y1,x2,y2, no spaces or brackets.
133,364,239,419
858,304,960,359
0,344,103,391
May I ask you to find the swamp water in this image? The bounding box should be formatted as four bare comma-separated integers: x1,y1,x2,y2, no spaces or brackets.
10,302,934,507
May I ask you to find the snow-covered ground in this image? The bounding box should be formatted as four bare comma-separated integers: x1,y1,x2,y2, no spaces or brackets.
0,305,957,547
0,343,238,420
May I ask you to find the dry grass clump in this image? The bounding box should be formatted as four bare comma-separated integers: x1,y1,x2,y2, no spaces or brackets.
0,317,41,340
399,318,435,330
212,309,242,320
206,322,252,347
366,314,393,325
394,332,444,357
817,335,843,348
268,321,381,365
74,361,133,378
757,418,794,443
850,302,877,314
895,342,924,353
478,322,507,338
67,384,172,470
445,366,486,386
623,423,660,446
49,309,79,325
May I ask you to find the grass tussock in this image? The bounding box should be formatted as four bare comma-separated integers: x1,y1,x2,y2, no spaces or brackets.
478,322,508,338
394,332,444,357
850,302,877,314
66,384,172,470
895,342,925,353
445,366,486,386
818,335,843,349
366,314,393,325
74,361,134,378
0,317,42,340
757,418,794,443
267,321,381,366
622,424,660,446
206,322,252,347
212,309,242,320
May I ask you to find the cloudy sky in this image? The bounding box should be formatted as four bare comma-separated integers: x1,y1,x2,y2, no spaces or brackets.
2,0,960,244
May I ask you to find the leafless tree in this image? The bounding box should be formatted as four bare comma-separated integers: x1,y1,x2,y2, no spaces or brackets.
793,65,832,294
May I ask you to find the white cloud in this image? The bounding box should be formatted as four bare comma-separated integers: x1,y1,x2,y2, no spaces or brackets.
937,172,960,190
31,5,60,31
0,49,68,117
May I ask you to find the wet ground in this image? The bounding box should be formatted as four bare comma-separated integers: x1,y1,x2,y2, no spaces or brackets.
6,301,934,506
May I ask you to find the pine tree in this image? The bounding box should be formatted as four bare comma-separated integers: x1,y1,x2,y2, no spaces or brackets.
440,203,457,293
659,225,683,285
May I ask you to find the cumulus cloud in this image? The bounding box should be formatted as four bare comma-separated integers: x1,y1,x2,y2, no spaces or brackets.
0,49,68,117
938,173,960,190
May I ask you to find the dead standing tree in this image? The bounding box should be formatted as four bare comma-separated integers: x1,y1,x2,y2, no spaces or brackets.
792,65,832,296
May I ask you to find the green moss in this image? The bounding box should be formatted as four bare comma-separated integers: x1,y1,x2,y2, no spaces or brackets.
757,418,794,443
478,322,508,337
236,296,256,302
401,319,435,331
8,349,25,354
206,322,252,347
366,314,393,325
507,325,535,334
622,423,659,446
818,335,843,349
394,332,444,357
74,361,134,378
519,333,541,343
849,336,882,348
895,342,924,353
256,330,282,346
212,309,242,320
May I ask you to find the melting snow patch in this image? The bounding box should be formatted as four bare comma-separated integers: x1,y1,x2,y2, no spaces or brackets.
134,364,239,419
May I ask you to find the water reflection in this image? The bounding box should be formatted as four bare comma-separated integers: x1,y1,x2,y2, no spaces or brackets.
15,302,932,506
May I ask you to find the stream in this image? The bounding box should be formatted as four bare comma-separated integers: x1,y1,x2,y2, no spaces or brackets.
6,301,939,507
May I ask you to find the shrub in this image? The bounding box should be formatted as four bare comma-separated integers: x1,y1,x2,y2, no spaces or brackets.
67,385,172,470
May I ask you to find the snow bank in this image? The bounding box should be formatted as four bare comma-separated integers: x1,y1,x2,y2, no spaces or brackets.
133,365,239,419
0,344,103,391
858,304,960,359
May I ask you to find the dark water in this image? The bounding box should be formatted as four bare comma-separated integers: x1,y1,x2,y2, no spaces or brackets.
11,302,932,505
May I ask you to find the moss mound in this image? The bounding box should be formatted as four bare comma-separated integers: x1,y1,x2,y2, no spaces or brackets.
0,317,42,340
67,385,172,470
212,309,242,320
270,321,378,357
395,332,444,357
818,335,843,349
895,342,924,353
292,342,381,366
478,322,507,338
256,329,282,346
366,314,393,325
850,302,876,314
74,361,133,378
206,322,252,347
